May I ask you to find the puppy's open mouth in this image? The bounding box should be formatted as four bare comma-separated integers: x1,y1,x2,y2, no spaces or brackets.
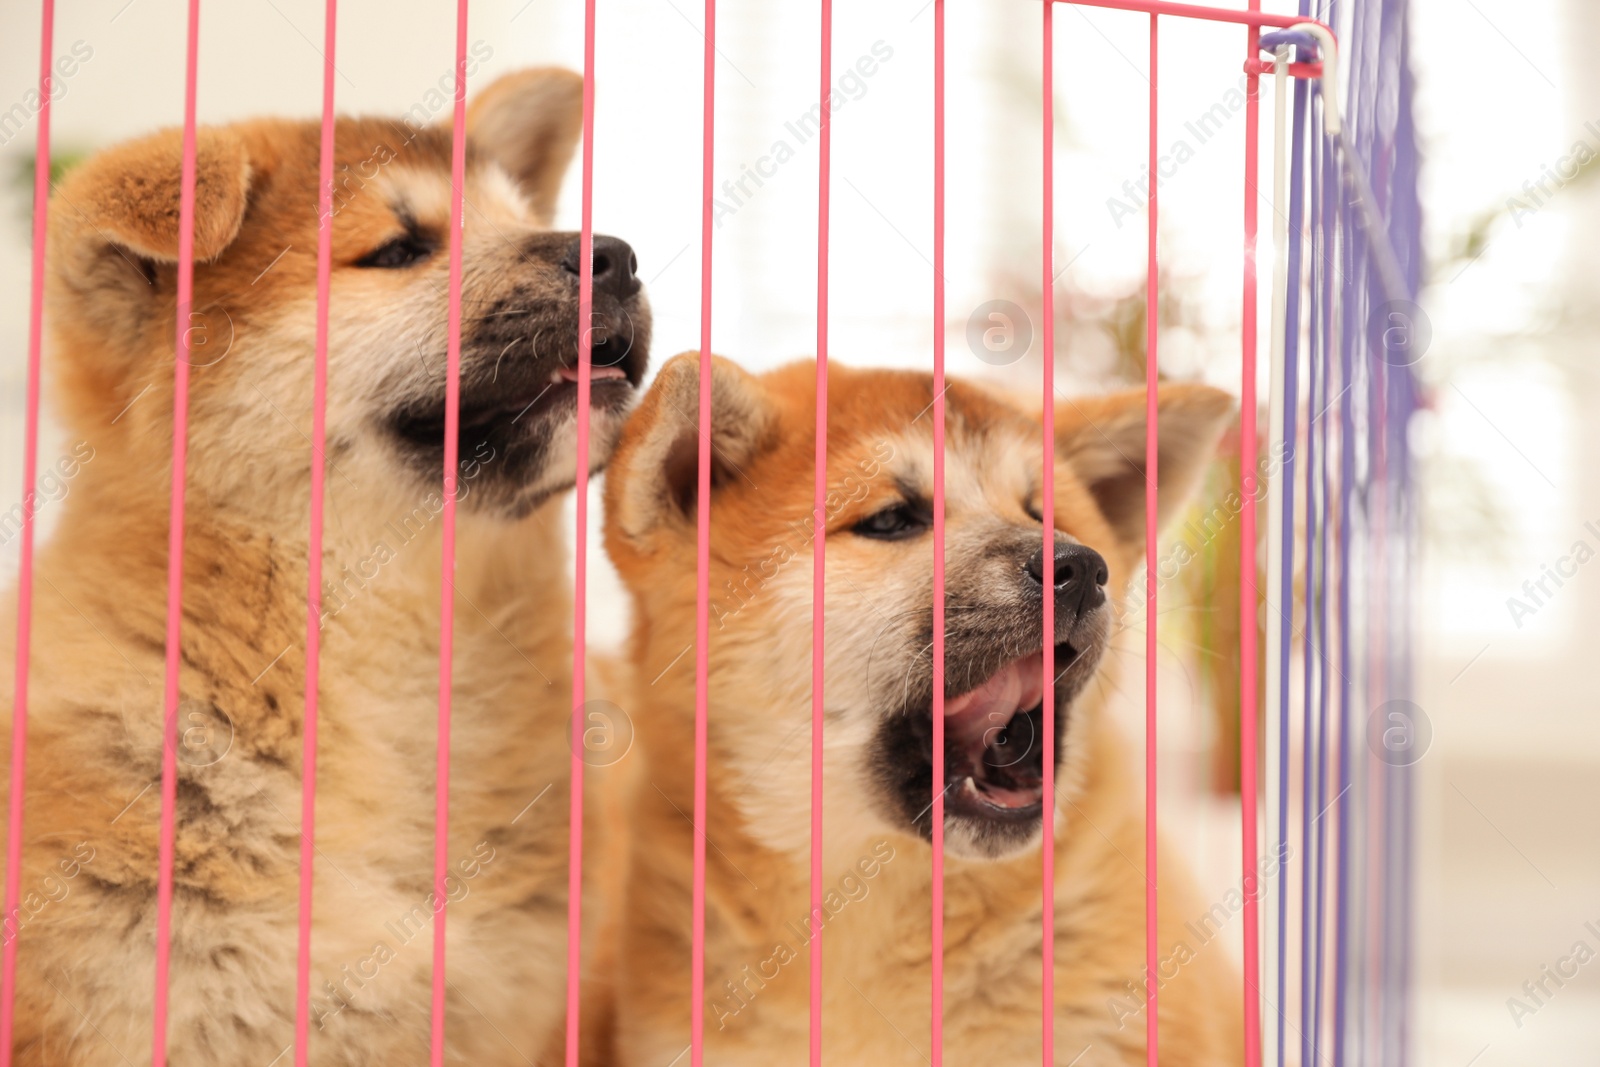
942,645,1073,823
871,602,1110,859
392,333,642,450
872,629,1102,859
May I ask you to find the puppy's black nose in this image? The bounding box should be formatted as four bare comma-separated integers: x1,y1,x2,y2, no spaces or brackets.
1025,542,1108,615
561,234,640,300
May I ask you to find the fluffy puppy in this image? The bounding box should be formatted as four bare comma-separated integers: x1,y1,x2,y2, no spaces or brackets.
0,69,649,1064
602,355,1240,1065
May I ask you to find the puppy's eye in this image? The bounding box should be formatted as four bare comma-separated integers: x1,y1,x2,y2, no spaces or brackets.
1025,501,1044,523
851,502,929,541
355,233,433,269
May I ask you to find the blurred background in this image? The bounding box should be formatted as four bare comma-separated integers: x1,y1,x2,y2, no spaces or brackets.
0,0,1594,1062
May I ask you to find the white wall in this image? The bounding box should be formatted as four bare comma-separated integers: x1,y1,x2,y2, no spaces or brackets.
1411,0,1600,1062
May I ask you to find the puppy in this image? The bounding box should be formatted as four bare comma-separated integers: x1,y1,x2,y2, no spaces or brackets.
0,69,648,1064
602,355,1239,1065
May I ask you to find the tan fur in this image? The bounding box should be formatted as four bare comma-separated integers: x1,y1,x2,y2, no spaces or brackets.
2,69,647,1065
601,354,1240,1065
463,69,583,224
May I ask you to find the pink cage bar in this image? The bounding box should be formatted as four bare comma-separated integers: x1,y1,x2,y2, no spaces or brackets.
0,0,1432,1065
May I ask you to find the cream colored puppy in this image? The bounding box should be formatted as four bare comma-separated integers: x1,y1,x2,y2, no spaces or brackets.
2,69,648,1064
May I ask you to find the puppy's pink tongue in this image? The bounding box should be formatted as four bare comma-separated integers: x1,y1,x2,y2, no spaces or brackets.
943,652,1045,746
558,364,626,382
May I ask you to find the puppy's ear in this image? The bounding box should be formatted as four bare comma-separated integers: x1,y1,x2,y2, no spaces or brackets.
53,126,252,267
1055,383,1234,549
466,68,583,223
607,352,776,545
49,126,252,358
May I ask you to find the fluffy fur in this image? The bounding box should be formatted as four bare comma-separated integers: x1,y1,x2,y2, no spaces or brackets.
601,354,1241,1065
1,69,648,1064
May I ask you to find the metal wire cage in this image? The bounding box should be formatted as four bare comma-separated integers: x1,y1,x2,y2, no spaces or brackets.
3,0,1422,1065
